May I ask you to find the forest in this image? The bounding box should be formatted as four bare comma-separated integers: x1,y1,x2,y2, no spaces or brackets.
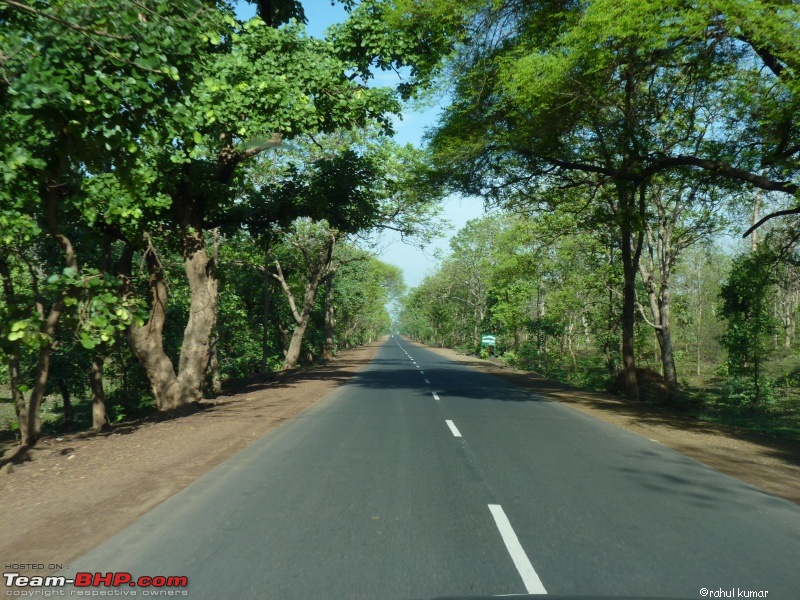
0,0,444,455
396,0,800,439
2,0,800,458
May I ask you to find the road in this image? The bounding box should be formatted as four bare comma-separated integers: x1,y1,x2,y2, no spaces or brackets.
62,337,800,599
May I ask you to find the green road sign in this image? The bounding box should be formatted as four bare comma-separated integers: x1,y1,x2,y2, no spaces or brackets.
481,334,496,346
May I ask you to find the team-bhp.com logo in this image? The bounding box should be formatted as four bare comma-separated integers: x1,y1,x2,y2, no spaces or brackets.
4,572,188,588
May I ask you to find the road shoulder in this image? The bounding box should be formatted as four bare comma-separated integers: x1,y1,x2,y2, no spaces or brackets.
0,339,383,575
409,340,800,505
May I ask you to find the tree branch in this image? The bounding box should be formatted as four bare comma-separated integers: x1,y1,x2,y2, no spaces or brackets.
0,0,133,40
645,154,799,195
269,257,302,324
743,207,800,238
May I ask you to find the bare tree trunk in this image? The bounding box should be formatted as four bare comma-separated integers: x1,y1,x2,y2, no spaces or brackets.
125,240,182,410
273,234,335,370
473,305,480,349
8,168,80,447
322,274,335,360
752,192,761,252
19,177,77,445
640,268,679,392
177,229,218,402
57,382,73,430
696,301,702,377
621,233,640,400
261,252,272,373
284,321,310,369
619,183,643,402
7,348,25,443
207,229,222,395
208,337,222,395
125,227,218,409
89,352,110,431
568,321,577,367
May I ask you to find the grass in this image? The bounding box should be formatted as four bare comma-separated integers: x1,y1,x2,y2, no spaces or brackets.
500,352,800,443
0,385,157,448
0,391,66,445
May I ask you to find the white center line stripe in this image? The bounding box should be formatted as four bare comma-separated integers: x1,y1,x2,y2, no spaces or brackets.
425,378,430,384
445,420,461,437
432,392,440,401
420,370,424,374
488,504,547,595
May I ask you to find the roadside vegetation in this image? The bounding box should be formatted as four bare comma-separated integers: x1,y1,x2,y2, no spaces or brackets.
395,0,800,441
0,0,444,456
3,0,800,457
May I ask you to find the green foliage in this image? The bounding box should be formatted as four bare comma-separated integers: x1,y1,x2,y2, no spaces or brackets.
722,376,776,409
0,0,443,442
719,248,780,408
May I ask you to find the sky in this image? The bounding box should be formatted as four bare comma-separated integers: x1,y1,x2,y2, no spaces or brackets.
235,0,487,289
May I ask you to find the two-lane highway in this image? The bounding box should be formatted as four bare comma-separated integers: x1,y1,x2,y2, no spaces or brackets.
62,337,800,599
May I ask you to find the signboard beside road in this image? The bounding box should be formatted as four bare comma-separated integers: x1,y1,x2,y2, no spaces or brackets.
481,334,496,347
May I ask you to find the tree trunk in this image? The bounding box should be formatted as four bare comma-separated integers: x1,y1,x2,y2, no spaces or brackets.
323,273,335,360
621,260,639,398
261,253,272,373
640,268,679,393
57,382,73,430
125,228,218,409
618,183,642,402
281,270,327,370
473,305,480,349
9,168,78,447
208,336,222,396
89,352,110,431
206,229,222,396
7,348,25,443
752,192,761,252
0,258,27,443
177,229,218,402
284,320,310,369
274,234,335,370
126,240,183,411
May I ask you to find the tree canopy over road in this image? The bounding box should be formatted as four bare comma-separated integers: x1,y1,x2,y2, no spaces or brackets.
396,0,800,435
2,0,800,458
0,0,440,454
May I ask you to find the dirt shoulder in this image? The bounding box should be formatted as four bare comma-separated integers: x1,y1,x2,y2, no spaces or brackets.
410,340,800,506
0,339,382,578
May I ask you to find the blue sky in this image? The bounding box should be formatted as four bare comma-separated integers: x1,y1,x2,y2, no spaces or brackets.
235,0,486,289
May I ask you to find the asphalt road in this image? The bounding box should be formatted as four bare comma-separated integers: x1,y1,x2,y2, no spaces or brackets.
60,337,800,599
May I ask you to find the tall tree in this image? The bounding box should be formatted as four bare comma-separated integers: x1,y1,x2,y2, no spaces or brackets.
403,0,800,400
1,0,222,444
636,176,726,395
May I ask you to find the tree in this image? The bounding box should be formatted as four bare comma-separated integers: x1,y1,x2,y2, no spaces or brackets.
402,0,800,400
719,248,780,407
636,176,726,396
1,0,223,445
269,220,337,370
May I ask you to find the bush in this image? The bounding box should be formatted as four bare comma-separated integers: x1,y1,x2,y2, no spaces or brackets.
501,350,519,367
721,375,776,409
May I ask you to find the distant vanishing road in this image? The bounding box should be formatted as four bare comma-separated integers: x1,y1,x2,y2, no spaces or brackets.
63,337,800,599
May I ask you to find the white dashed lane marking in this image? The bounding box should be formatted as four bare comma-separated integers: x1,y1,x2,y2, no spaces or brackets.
445,420,462,438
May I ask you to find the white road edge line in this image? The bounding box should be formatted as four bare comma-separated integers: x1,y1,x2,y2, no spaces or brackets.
445,419,461,437
432,392,440,401
488,504,547,595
